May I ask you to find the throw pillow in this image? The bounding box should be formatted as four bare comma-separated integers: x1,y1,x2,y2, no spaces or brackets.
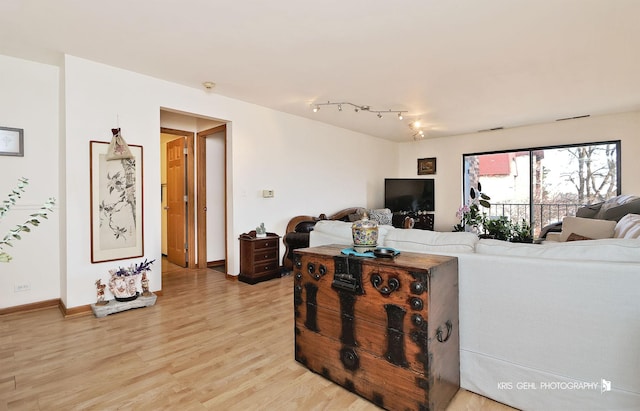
367,208,393,225
348,212,363,222
559,216,616,242
565,233,593,242
614,213,640,239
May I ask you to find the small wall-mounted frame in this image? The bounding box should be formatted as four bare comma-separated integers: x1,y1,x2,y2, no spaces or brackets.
0,126,24,156
418,157,436,175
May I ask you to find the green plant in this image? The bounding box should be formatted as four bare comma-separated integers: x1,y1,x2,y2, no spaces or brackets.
510,219,533,243
0,178,56,262
481,216,512,240
454,183,491,232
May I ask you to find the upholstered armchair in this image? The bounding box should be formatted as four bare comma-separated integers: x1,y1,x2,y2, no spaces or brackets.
282,207,365,270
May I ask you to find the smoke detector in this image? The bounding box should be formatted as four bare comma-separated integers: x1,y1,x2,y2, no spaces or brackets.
202,81,216,90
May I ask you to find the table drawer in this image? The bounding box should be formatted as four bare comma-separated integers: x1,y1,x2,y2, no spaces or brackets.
254,238,278,250
254,248,278,263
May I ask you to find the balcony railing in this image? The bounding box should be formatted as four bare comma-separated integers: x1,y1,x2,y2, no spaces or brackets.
487,202,585,235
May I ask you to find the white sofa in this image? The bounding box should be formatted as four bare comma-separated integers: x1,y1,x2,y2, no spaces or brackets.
309,220,640,411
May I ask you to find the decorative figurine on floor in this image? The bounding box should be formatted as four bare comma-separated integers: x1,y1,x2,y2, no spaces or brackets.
256,222,267,237
141,271,152,296
95,279,109,305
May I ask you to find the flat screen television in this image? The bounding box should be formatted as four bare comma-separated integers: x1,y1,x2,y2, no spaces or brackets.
384,178,435,212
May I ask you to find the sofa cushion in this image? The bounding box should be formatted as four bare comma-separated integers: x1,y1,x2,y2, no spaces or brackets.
576,195,640,221
348,208,393,225
614,213,640,239
367,208,393,225
384,229,478,254
476,238,640,263
565,233,592,241
596,196,640,221
558,216,616,242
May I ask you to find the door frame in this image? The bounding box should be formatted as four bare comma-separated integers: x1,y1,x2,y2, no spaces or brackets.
197,124,227,270
161,127,196,268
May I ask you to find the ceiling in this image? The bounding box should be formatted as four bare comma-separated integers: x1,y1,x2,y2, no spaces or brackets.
1,0,639,142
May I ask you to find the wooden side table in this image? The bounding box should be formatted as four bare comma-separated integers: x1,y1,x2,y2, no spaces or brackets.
238,231,281,284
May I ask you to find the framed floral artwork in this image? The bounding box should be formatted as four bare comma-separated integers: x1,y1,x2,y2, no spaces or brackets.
417,157,436,175
90,140,144,263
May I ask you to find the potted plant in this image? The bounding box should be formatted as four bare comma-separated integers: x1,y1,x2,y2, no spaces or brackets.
510,219,533,243
481,216,512,240
454,183,491,233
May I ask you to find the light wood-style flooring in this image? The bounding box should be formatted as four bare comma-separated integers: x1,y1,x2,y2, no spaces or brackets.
0,259,516,410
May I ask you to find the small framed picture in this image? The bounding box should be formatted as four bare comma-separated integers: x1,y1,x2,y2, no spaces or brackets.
418,157,436,175
0,126,24,156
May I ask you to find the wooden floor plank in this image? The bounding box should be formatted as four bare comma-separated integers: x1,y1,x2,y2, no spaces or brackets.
0,258,515,410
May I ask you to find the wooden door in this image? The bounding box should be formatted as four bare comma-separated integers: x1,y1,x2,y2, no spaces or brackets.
166,137,187,267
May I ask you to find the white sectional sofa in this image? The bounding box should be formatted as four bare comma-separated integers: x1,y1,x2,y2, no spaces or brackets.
309,220,640,411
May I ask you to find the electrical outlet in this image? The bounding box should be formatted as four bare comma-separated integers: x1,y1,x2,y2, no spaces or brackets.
14,282,31,292
262,189,274,198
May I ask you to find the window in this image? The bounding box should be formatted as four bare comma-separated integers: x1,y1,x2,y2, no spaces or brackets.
463,140,621,236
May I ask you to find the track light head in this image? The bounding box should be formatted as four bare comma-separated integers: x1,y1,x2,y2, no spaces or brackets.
311,100,412,137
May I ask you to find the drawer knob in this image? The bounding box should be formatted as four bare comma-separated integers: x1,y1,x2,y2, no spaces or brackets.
411,313,425,327
410,281,425,295
410,297,423,311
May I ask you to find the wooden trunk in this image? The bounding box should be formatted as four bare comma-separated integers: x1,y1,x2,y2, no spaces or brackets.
294,245,459,411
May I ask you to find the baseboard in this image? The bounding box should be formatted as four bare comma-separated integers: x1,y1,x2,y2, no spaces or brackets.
1,292,163,318
58,300,91,318
207,259,225,268
0,298,60,316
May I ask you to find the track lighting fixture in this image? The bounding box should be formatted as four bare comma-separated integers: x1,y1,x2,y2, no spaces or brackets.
311,101,406,120
410,120,426,140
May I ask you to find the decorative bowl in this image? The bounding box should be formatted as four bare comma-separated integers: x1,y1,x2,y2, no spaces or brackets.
373,247,400,258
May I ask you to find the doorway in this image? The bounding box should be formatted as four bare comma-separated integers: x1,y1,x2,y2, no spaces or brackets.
161,128,195,267
197,124,227,270
160,119,227,272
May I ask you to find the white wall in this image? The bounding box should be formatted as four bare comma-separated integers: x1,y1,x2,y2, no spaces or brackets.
0,55,60,309
205,130,225,262
61,55,397,308
398,111,640,231
13,51,639,310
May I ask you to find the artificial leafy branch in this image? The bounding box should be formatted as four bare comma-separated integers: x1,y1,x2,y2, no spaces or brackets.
0,178,56,262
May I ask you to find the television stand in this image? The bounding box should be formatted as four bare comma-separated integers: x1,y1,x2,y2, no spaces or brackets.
391,211,434,230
